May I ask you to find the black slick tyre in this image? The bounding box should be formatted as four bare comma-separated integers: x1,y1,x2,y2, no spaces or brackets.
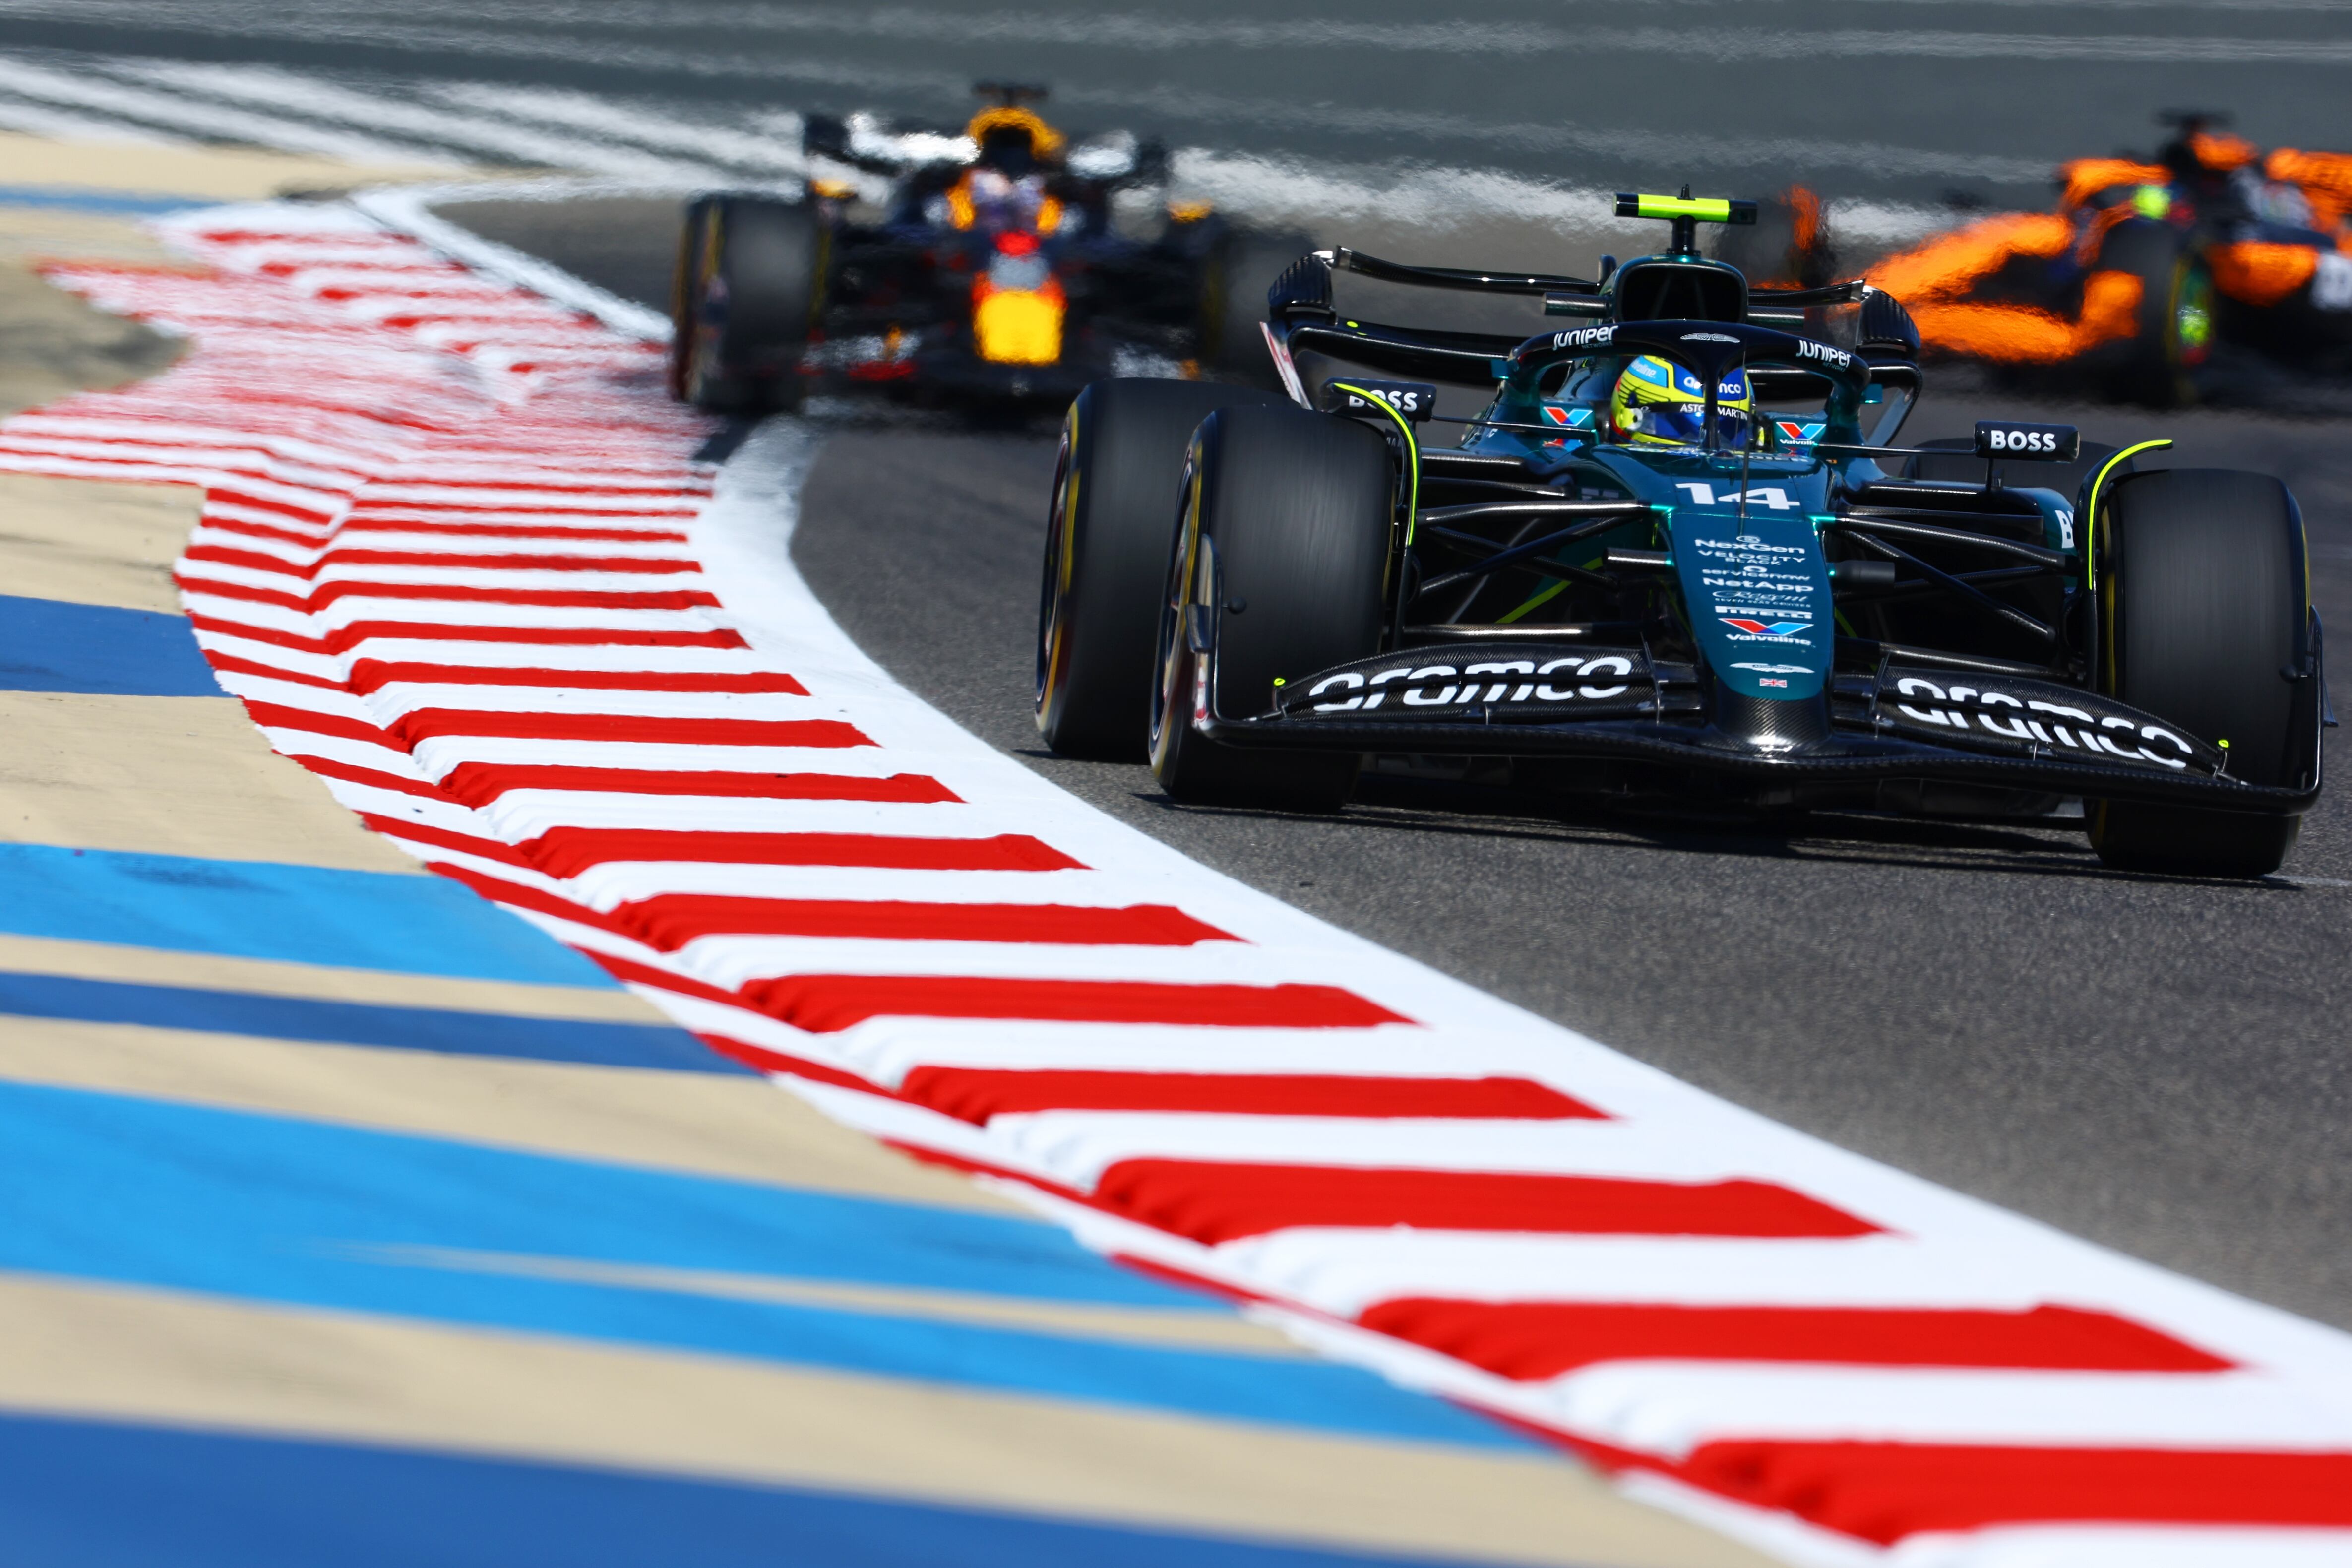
1198,229,1315,388
2092,220,2214,407
1149,404,1391,810
2088,468,2313,878
1035,379,1282,759
670,194,825,414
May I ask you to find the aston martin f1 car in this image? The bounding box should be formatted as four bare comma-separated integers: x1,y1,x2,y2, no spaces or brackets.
1035,192,2328,877
668,84,1304,412
1863,113,2352,404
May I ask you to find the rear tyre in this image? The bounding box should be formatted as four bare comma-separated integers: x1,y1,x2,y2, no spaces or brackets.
1199,229,1316,388
1149,405,1391,810
2088,468,2312,878
2093,220,2214,407
670,194,826,414
1035,379,1282,758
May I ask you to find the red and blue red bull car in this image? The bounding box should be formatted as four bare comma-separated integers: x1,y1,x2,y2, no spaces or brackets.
669,84,1303,412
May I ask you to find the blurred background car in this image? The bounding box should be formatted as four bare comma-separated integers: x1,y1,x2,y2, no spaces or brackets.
669,83,1309,414
1742,114,2352,406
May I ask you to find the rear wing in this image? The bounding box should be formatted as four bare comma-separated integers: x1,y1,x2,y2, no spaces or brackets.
1262,248,1924,444
1262,250,1530,391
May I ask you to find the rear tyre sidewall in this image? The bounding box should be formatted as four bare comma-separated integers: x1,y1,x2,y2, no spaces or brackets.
1149,405,1391,810
667,196,713,403
2088,468,2311,877
1035,379,1282,759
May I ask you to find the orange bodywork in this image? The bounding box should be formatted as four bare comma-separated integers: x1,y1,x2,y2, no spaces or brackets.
2267,148,2352,230
965,105,1064,159
1869,213,2070,306
1907,272,2145,364
1874,139,2352,369
2059,160,2169,213
1788,185,1823,255
2208,241,2318,306
2189,131,2260,173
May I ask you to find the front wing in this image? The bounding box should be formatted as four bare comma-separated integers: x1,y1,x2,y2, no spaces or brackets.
1195,639,2322,814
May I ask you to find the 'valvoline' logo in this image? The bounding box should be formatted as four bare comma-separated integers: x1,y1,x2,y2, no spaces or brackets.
1723,617,1809,637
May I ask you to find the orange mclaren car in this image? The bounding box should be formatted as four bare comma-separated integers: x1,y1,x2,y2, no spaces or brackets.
1733,115,2352,404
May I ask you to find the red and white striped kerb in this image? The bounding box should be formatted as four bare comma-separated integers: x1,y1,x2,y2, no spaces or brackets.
8,200,2349,1568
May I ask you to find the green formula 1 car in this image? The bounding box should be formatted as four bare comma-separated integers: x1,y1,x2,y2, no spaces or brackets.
1035,193,2329,878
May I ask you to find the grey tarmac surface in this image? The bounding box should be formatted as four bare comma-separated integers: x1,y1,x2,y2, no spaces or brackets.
454,193,2352,1332
4,0,2352,212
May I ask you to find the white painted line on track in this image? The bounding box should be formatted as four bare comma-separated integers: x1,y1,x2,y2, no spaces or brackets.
350,180,677,342
106,62,714,183
0,57,451,167
422,82,807,176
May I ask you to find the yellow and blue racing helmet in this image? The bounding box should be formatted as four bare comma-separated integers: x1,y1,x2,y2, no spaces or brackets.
1609,355,1755,448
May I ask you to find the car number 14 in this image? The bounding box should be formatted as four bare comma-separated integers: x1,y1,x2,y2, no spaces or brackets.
1675,482,1797,510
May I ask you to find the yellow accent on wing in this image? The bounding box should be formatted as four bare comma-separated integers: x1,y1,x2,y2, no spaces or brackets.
1327,381,1418,545
2082,439,2174,587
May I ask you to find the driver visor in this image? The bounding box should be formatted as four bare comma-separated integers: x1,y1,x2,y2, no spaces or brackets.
1624,400,1753,447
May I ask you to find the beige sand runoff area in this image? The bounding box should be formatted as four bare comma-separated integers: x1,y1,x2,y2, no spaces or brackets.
0,134,1773,1568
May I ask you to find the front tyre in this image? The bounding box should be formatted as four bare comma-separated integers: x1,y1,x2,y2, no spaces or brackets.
670,194,826,414
1149,405,1392,810
1035,379,1281,758
2088,468,2315,878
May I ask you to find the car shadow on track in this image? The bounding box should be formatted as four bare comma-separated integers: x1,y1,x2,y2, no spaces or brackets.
1109,769,2309,892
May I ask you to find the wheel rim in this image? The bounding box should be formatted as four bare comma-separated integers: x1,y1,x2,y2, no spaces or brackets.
2173,260,2215,369
1033,432,1074,719
1148,474,1199,774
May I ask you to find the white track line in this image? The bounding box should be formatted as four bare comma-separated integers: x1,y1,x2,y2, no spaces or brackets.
0,92,185,147
424,82,804,176
106,61,715,182
0,57,450,167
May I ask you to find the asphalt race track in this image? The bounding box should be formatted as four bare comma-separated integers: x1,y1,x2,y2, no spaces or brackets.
4,0,2345,1324
429,191,2352,1338
4,0,2352,216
